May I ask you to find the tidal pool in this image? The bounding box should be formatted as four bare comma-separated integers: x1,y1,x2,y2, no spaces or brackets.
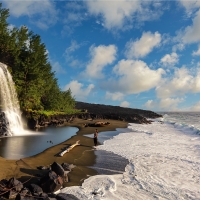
0,126,78,160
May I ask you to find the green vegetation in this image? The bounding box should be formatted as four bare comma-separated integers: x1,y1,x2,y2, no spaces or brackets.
25,109,82,120
0,3,77,114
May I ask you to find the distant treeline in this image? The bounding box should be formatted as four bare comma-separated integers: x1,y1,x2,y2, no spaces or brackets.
0,3,76,113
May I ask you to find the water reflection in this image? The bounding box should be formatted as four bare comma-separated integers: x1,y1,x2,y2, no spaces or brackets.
0,126,78,159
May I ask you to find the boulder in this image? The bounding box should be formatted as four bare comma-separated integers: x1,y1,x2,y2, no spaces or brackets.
37,166,47,170
38,192,49,200
0,112,10,136
61,163,76,172
28,184,43,196
0,179,7,192
7,177,23,192
56,193,79,200
15,188,34,200
7,190,18,199
51,162,65,177
40,171,63,193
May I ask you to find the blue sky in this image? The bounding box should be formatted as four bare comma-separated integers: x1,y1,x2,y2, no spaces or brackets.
2,0,200,111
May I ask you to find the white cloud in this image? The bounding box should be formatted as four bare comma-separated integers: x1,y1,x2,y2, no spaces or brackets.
84,45,117,79
156,67,200,98
52,62,66,74
86,0,140,30
62,2,88,36
159,98,183,110
144,100,156,109
144,98,183,111
172,43,185,52
125,31,161,59
103,59,165,94
7,24,15,31
160,52,179,67
85,0,163,31
179,0,200,15
3,0,58,29
120,101,130,108
190,101,200,111
105,92,124,101
182,9,200,43
64,40,87,67
64,80,94,100
66,40,81,53
192,45,200,56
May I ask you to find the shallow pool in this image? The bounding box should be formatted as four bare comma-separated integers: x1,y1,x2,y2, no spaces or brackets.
0,126,78,160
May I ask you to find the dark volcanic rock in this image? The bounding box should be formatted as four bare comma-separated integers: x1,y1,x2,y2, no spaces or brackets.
23,101,162,130
25,112,75,129
51,162,65,177
7,177,23,192
56,193,79,200
0,112,10,136
15,188,33,200
28,184,43,196
40,171,63,193
75,101,162,123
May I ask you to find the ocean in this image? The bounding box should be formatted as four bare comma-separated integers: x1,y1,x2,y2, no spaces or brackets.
61,112,200,200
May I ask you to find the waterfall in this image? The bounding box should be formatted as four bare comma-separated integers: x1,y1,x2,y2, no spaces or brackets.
0,62,24,136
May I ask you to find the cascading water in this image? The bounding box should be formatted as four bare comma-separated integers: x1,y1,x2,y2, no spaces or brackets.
0,62,24,136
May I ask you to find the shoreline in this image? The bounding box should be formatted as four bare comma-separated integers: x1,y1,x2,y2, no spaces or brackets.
0,118,128,188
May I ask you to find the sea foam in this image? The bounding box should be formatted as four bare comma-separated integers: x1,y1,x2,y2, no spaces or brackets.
61,117,200,200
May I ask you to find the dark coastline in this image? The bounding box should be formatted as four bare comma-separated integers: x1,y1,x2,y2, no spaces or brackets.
23,101,162,130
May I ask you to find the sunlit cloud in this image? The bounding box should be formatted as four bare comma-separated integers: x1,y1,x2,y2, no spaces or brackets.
182,9,200,44
190,101,200,111
102,59,165,94
159,97,183,110
160,52,179,67
83,44,117,79
64,80,94,101
156,67,200,98
179,0,200,15
52,61,66,74
85,0,163,31
144,100,157,109
144,98,183,111
192,45,200,56
125,31,161,59
3,0,58,29
105,92,124,101
120,101,130,108
64,40,87,67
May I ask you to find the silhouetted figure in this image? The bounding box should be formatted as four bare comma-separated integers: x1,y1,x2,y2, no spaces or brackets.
94,129,98,146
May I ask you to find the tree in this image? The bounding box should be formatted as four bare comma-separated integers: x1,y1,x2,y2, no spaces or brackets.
0,3,76,112
0,3,15,66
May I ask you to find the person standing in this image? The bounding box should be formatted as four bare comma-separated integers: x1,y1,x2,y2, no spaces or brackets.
94,129,98,146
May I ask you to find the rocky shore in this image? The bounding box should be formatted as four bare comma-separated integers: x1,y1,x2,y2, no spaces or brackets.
1,102,161,135
0,118,128,200
24,101,162,130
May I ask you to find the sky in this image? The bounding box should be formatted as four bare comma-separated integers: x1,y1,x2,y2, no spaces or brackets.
2,0,200,112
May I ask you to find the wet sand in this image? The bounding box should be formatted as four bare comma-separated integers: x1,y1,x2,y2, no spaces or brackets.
0,118,128,187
